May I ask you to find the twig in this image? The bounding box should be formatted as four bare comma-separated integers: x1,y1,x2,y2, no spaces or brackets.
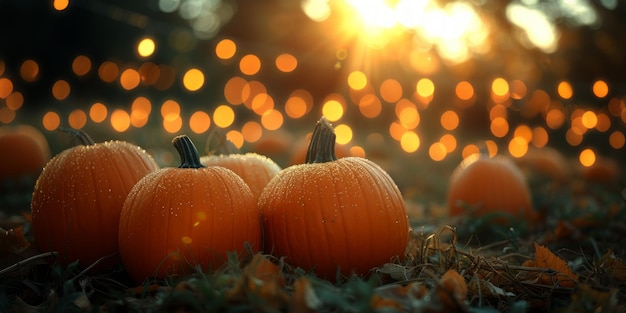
0,251,59,277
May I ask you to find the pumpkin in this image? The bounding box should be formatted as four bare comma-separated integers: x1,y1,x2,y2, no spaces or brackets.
580,156,621,186
200,134,281,199
447,153,536,224
31,129,159,268
515,146,569,184
119,135,261,283
259,117,409,279
0,124,50,184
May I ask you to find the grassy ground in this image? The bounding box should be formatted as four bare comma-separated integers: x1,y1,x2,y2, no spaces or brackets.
1,150,624,313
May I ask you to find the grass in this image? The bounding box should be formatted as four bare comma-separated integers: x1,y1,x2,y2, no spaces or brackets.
1,158,625,312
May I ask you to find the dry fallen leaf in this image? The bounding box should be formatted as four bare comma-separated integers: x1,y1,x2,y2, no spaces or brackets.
598,249,626,281
522,242,578,288
227,253,289,310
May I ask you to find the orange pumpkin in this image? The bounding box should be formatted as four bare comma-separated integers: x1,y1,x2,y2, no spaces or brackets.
259,117,408,279
447,153,536,224
515,146,569,183
0,124,50,184
200,135,281,199
31,129,159,268
119,135,261,283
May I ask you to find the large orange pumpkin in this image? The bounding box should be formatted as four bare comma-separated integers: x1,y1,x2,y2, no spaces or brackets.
259,117,409,279
31,129,158,268
200,135,281,199
119,135,261,284
0,124,50,184
447,153,536,224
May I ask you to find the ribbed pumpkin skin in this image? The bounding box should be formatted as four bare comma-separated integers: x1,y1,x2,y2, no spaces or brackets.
200,153,281,199
259,156,409,279
0,124,50,182
119,166,261,283
447,154,535,223
31,140,159,267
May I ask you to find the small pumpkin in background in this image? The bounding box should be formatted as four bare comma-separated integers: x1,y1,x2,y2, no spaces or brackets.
447,153,536,224
515,146,570,184
259,117,409,280
31,129,159,268
579,155,621,186
0,124,50,184
119,135,261,284
200,132,281,199
251,129,295,167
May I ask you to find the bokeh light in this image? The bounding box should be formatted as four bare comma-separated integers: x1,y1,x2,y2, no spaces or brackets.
275,53,298,72
213,104,235,128
579,148,596,167
111,109,131,132
137,37,156,58
216,38,237,60
189,111,211,134
240,54,261,75
183,68,205,91
89,103,108,123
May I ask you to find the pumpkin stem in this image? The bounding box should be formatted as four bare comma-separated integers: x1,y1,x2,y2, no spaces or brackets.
57,127,96,146
173,135,206,169
305,116,337,164
205,128,239,156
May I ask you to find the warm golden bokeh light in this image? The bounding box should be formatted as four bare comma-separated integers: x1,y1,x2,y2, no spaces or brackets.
224,76,247,105
52,80,70,100
416,78,435,98
490,117,509,138
42,111,61,131
5,91,23,110
89,103,108,123
428,142,447,161
161,99,181,121
484,140,498,156
68,109,88,129
440,110,459,131
213,104,235,128
111,109,131,132
491,77,509,97
131,97,152,120
226,130,244,149
285,90,313,119
53,0,69,11
462,144,479,159
398,105,420,129
154,64,175,90
72,55,92,76
579,148,596,167
182,68,205,91
261,109,283,130
242,80,268,109
439,134,457,153
251,93,275,116
0,78,13,99
163,115,183,133
334,124,353,145
566,128,583,146
545,108,565,129
595,113,611,132
137,37,156,57
322,99,344,122
557,81,573,99
240,54,261,75
189,111,211,134
120,68,141,90
513,124,533,143
508,136,528,158
241,121,262,143
348,71,367,90
592,80,609,98
20,59,39,82
380,78,403,103
98,61,119,83
581,110,598,129
138,62,160,85
609,131,625,149
359,94,382,118
275,53,298,72
216,38,237,60
400,131,420,153
455,81,474,101
388,122,405,141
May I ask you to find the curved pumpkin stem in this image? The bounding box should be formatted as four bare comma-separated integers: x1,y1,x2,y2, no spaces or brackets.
57,127,95,146
305,116,337,164
173,135,206,169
